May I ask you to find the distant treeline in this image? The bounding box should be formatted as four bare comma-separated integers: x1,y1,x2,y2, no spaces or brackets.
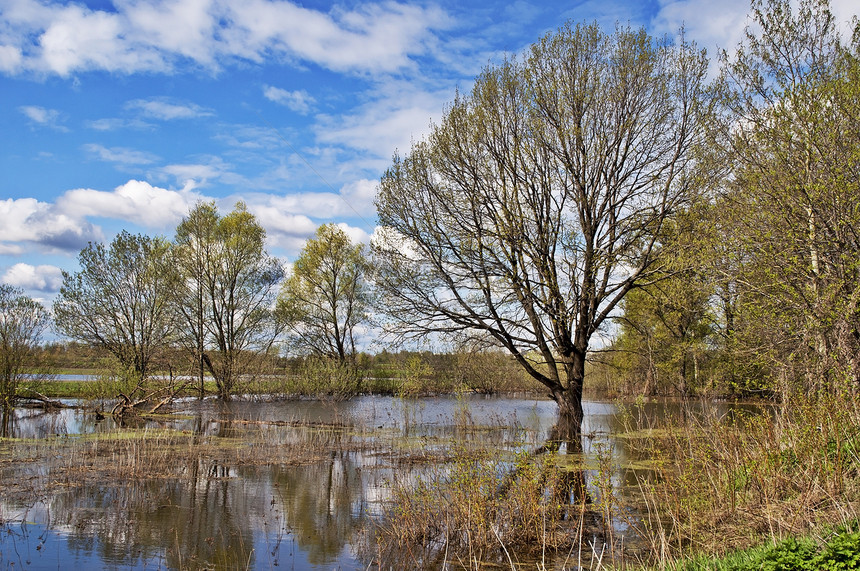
34,342,544,396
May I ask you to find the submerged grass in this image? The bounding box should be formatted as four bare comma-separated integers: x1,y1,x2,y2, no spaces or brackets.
5,387,859,570
367,390,860,570
0,420,367,508
368,449,604,569
614,390,860,569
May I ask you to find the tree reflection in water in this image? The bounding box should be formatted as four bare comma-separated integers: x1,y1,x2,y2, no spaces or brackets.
2,395,643,569
1,453,376,569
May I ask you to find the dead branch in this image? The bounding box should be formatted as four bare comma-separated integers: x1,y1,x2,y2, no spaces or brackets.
17,392,68,410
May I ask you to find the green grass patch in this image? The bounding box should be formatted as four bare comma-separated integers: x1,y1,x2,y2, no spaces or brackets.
28,380,96,398
676,525,860,570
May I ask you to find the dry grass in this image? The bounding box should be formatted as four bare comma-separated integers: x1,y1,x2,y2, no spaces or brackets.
6,391,857,569
0,419,365,507
366,446,619,569
616,391,860,568
366,391,860,570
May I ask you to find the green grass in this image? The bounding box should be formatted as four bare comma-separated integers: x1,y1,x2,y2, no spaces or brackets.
33,374,405,400
45,368,101,376
674,525,860,570
29,380,95,398
28,377,218,399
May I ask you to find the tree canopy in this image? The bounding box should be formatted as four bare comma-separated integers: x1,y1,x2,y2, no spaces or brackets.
0,285,50,407
374,21,711,441
277,223,370,362
720,0,860,392
53,231,178,382
174,202,284,398
603,0,860,398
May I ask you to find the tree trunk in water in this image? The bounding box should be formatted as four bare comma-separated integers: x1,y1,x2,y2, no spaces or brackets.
549,372,590,509
551,367,585,454
202,352,231,400
198,351,205,399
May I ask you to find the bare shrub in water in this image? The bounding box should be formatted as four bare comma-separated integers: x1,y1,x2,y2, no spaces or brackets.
75,357,194,417
452,350,539,395
369,450,598,568
1,421,344,505
292,355,364,398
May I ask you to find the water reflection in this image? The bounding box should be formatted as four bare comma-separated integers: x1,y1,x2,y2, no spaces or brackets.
0,396,762,570
1,451,376,569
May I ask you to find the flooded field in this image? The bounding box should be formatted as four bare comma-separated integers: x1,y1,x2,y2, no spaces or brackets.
0,396,750,570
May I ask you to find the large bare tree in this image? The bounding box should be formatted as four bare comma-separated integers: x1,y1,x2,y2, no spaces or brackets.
374,22,710,444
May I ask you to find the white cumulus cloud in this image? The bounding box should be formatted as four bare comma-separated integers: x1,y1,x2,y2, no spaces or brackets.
238,180,376,255
0,0,453,77
244,177,377,223
315,79,450,166
0,180,206,254
38,3,135,76
58,179,202,229
651,0,750,55
0,196,102,252
652,0,859,59
247,205,317,253
334,222,371,246
0,45,23,72
2,263,63,292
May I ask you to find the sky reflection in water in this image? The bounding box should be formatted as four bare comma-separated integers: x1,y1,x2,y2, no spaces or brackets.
0,395,713,570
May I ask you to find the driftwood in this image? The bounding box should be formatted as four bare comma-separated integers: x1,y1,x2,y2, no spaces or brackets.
17,392,68,410
110,375,191,417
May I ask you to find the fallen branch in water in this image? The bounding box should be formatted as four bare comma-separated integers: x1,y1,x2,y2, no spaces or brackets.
110,373,192,417
16,392,68,410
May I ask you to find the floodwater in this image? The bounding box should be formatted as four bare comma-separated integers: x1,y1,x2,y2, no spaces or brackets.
0,395,752,570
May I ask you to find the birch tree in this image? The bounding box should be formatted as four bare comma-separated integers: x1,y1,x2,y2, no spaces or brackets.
717,0,860,393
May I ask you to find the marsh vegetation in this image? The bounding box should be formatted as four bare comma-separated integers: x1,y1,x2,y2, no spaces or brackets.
3,391,859,570
3,0,860,568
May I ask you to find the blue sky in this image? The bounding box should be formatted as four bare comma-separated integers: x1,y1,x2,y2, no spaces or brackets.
1,0,856,304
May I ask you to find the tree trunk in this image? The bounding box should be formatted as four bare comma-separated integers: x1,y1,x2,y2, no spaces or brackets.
550,358,585,453
680,354,688,396
198,351,205,399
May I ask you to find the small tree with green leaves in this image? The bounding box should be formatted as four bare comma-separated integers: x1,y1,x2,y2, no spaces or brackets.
173,202,284,398
53,231,178,384
173,201,219,397
277,224,370,363
611,273,713,396
0,285,50,408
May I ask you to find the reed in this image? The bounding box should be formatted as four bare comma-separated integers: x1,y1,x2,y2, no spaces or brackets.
366,442,624,570
0,419,365,509
617,391,860,567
